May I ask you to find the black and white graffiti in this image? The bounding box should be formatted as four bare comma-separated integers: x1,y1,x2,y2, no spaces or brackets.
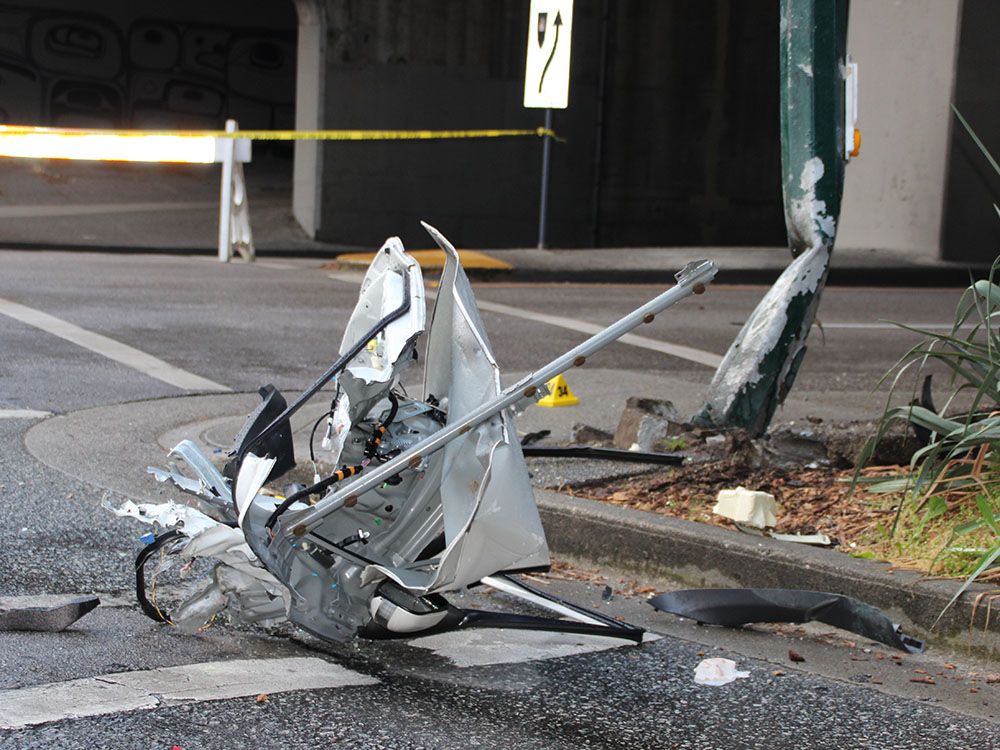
0,3,295,140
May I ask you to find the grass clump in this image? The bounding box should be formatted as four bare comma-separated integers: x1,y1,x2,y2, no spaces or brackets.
859,107,1000,620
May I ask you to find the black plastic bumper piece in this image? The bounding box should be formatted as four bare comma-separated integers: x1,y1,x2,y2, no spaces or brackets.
649,588,924,653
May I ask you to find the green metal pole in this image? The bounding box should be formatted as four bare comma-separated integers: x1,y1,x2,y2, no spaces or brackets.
695,0,850,436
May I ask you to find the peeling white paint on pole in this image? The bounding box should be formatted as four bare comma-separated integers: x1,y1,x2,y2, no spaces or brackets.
787,157,835,251
703,159,835,426
698,241,831,429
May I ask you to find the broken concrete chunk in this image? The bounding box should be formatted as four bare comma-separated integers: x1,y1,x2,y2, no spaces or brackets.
570,423,614,446
614,397,684,451
764,427,828,466
712,487,779,529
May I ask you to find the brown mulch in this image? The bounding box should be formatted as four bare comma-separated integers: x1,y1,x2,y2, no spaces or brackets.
565,459,903,547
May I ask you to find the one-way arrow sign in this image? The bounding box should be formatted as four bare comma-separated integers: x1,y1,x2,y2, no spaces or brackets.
524,0,574,109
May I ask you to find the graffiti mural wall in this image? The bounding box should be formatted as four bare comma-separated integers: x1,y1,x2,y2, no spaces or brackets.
0,1,296,142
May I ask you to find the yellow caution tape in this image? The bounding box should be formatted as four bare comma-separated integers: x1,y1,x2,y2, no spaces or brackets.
0,124,558,141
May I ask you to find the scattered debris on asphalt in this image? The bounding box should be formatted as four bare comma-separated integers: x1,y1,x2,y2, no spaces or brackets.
0,594,100,632
110,226,716,645
648,588,924,653
693,657,750,686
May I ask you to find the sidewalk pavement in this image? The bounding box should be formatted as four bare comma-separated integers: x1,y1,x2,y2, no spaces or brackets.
0,159,987,286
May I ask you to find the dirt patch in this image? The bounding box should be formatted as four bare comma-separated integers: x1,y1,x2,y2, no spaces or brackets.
564,460,904,556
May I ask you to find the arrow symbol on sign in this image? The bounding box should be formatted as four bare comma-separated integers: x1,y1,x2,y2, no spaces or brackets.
538,10,562,93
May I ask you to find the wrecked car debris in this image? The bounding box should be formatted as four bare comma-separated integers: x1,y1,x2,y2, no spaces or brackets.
0,594,100,632
649,588,924,654
115,222,716,644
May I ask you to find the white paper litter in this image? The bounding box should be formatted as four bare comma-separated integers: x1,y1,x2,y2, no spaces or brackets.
770,531,832,546
693,657,750,686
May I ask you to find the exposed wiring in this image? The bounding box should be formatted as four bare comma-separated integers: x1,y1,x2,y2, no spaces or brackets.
309,383,341,464
231,271,412,507
265,393,402,532
135,529,184,624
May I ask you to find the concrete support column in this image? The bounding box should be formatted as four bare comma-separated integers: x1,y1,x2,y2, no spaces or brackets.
292,0,327,238
836,0,962,259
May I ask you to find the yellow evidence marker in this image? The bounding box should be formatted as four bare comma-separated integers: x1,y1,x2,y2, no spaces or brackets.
537,374,579,407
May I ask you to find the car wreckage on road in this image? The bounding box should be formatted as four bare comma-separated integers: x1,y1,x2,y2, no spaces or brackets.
113,223,715,645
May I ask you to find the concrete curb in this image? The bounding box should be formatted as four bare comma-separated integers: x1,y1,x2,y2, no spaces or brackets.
535,489,999,657
0,244,988,287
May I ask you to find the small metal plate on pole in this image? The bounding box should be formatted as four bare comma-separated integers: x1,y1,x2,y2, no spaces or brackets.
523,0,573,249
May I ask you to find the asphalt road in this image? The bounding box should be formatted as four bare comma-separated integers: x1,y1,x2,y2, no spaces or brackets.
0,249,996,748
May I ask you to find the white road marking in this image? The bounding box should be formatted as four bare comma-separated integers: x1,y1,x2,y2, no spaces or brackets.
190,257,298,271
0,409,52,419
0,657,377,730
0,201,217,219
473,297,723,368
0,297,230,392
406,629,652,668
819,322,966,330
328,272,723,368
327,270,366,285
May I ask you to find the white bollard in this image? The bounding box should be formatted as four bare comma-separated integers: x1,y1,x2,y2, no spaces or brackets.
218,119,237,262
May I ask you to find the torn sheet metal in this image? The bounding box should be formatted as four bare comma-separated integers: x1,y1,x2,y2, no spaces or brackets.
106,498,220,537
0,595,99,632
116,226,714,645
650,588,924,653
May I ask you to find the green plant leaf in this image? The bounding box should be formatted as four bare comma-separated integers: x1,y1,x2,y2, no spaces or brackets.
974,494,1000,537
952,106,1000,178
925,495,949,521
867,478,912,494
934,544,1000,626
898,406,963,436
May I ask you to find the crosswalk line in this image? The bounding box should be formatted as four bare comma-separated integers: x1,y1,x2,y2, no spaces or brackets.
0,409,52,419
406,628,650,668
0,297,230,392
0,657,377,730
